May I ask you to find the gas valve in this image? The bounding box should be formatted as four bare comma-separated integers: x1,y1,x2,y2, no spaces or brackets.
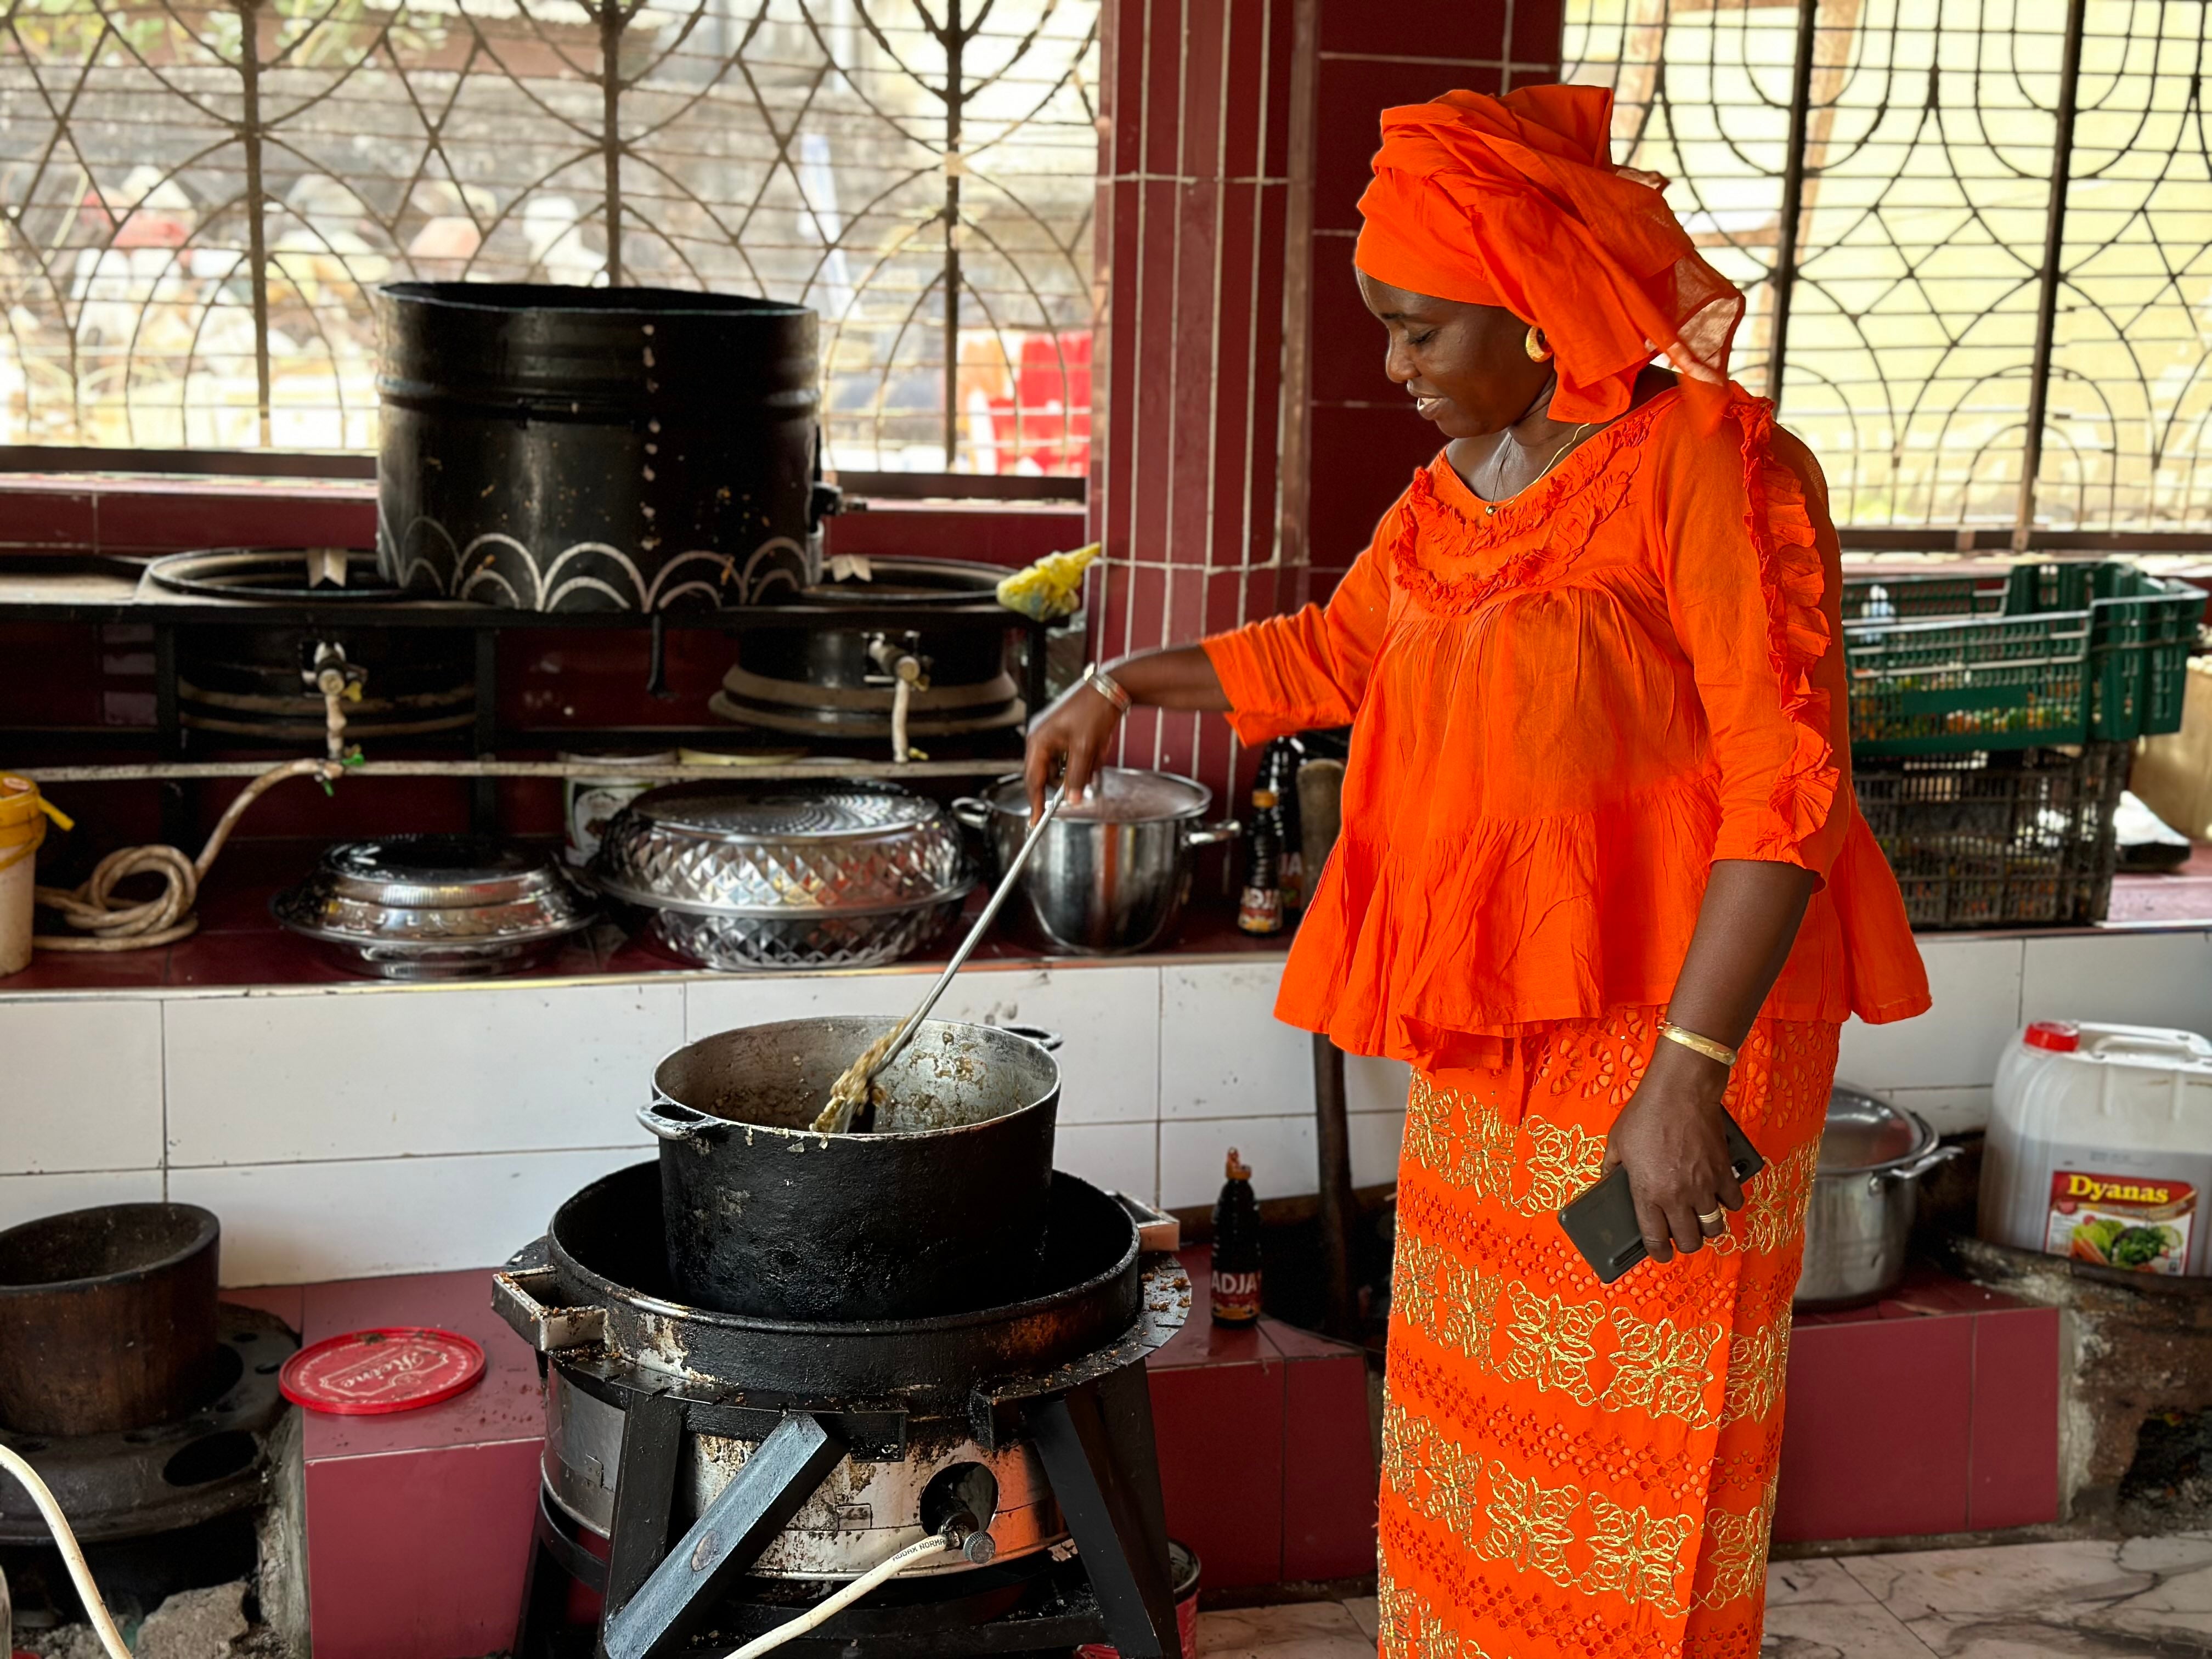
301,641,366,703
302,642,366,761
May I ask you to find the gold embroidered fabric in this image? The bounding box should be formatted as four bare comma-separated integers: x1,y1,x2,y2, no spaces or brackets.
1379,1007,1839,1658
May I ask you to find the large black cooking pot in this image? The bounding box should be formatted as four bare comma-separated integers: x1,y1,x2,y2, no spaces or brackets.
637,1016,1060,1321
376,283,827,613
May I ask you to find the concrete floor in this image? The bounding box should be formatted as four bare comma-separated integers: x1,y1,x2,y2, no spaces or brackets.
1195,1534,2212,1656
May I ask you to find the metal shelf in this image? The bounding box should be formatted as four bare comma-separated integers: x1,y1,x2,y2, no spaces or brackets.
1,557,1054,843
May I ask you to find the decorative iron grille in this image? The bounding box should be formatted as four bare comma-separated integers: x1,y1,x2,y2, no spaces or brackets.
1565,0,2212,537
0,0,1099,472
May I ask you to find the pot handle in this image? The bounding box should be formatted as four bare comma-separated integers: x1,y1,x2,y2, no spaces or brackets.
994,1022,1064,1052
637,1099,723,1142
1883,1144,1963,1182
1184,817,1242,849
492,1264,607,1353
951,797,995,831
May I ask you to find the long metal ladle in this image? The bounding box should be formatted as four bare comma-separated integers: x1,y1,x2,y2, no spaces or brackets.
813,785,1068,1133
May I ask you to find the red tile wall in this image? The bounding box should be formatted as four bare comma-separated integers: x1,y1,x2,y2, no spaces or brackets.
1090,0,1560,803
1301,0,1561,596
1091,0,1301,804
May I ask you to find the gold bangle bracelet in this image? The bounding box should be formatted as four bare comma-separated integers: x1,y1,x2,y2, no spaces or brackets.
1082,664,1132,715
1659,1020,1739,1068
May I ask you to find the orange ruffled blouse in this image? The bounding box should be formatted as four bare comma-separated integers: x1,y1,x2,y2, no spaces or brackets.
1203,388,1929,1073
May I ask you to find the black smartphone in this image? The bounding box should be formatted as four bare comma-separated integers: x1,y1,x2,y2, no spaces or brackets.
1556,1108,1768,1285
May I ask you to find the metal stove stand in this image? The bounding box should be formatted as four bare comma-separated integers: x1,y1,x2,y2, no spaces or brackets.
497,1164,1192,1659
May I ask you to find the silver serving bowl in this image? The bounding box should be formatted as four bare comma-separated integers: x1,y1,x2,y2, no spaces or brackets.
272,836,597,980
594,782,973,971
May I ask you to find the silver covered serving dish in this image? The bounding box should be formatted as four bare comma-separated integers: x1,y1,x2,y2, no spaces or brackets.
593,782,972,970
272,836,596,980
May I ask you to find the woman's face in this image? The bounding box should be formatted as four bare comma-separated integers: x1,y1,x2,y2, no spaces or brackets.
1358,272,1554,440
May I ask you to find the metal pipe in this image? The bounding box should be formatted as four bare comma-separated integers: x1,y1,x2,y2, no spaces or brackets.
1765,0,1820,405
16,759,1019,785
1312,1033,1358,1338
2016,0,2090,548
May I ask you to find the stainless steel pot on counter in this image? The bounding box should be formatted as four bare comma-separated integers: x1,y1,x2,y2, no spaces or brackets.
954,770,1239,955
1796,1086,1960,1309
594,781,973,970
638,1015,1061,1320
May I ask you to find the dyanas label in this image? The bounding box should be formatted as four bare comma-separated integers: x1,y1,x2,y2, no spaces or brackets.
2046,1170,2194,1275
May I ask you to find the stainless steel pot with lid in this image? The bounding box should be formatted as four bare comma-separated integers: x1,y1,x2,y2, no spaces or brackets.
954,769,1239,955
1796,1085,1960,1309
594,781,973,969
272,835,596,979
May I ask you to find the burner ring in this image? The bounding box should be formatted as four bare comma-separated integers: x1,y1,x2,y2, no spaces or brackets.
147,548,398,602
0,1305,298,1546
523,1165,1153,1417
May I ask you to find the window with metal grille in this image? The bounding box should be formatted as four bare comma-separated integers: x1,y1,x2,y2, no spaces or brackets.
1565,0,2207,538
0,0,1099,475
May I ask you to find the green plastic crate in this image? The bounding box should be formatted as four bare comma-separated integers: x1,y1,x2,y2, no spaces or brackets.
1841,563,2206,756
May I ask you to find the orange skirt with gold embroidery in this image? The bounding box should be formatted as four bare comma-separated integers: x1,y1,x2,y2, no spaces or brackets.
1377,1008,1838,1659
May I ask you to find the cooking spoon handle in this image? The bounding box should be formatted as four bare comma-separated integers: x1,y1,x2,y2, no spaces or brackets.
863,786,1066,1093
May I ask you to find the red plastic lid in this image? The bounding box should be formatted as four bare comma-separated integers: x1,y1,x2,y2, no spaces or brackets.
279,1327,486,1415
2025,1020,2081,1053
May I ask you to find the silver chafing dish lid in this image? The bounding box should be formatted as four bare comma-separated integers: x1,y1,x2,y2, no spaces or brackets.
594,782,968,916
274,836,595,946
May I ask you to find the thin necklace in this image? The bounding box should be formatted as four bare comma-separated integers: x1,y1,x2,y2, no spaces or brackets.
1481,420,1595,516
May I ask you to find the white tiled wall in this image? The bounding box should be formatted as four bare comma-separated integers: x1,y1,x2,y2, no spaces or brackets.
4,926,2207,1280
1839,929,2212,1133
0,1168,165,1235
162,981,684,1164
0,998,164,1173
168,1146,647,1285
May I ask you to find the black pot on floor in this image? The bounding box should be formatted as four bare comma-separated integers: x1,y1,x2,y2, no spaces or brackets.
637,1016,1060,1321
376,283,830,613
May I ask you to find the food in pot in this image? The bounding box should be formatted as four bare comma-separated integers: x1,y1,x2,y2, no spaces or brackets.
814,1029,898,1133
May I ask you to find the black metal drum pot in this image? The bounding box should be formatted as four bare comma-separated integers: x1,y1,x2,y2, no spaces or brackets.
639,1017,1060,1321
376,283,826,612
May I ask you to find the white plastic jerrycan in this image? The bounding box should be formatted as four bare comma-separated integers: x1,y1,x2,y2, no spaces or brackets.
1981,1020,2212,1277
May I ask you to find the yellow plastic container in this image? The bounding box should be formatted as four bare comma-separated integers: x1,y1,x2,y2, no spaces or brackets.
0,776,70,976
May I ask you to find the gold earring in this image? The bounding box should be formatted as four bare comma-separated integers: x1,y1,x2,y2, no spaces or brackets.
1524,324,1553,363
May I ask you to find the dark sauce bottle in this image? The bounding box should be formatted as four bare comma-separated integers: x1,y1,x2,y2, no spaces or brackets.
1210,1148,1263,1324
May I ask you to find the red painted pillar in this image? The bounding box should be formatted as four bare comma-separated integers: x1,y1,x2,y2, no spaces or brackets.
1091,0,1302,802
1296,3,1563,601
1088,0,1561,801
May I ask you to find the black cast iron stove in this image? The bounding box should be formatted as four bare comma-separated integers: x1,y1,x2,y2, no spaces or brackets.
495,1162,1192,1659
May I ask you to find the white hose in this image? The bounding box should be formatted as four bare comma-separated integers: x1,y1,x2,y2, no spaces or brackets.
0,1443,133,1659
725,1532,952,1659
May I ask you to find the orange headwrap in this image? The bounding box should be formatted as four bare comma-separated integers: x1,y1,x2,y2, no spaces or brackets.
1353,83,1745,426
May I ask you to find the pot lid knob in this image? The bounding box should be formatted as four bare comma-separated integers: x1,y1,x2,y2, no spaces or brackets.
2025,1020,2081,1053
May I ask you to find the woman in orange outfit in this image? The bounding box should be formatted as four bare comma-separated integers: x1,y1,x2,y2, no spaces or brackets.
1026,84,1929,1659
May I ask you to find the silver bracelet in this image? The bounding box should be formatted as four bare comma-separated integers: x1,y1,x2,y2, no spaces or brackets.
1082,664,1132,715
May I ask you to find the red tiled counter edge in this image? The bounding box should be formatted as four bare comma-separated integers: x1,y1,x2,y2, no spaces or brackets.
247,1252,2056,1659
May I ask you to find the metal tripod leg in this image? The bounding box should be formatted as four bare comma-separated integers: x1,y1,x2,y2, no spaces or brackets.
1029,1363,1180,1659
600,1410,847,1659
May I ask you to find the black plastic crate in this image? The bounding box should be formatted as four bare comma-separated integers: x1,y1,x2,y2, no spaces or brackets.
1852,744,2129,930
